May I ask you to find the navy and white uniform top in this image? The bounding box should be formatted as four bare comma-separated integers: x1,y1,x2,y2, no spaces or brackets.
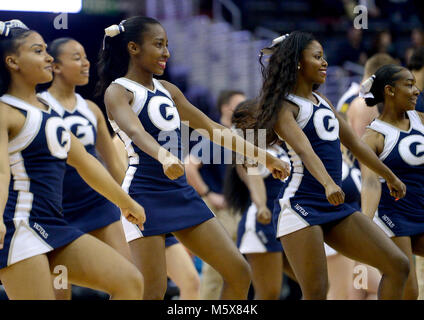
37,91,120,232
368,110,424,237
109,78,187,191
109,77,214,239
336,81,360,113
341,158,361,210
273,92,356,238
0,94,83,268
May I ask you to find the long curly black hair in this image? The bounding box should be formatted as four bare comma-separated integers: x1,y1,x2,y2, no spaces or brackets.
255,31,317,146
223,99,258,213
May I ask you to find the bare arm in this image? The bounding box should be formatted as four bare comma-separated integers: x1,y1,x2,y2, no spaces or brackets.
236,165,271,224
66,134,145,228
360,129,383,218
0,106,10,247
184,154,208,196
184,154,227,209
87,100,127,185
317,92,406,199
104,83,184,180
333,103,405,199
346,97,379,138
274,101,344,205
161,80,290,180
236,166,267,210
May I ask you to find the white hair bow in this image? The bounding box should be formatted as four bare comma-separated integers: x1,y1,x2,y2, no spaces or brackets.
359,75,376,99
102,20,126,50
0,19,29,37
261,33,290,55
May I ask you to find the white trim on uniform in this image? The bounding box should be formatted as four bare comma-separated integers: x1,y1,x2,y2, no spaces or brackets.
112,78,148,116
286,94,314,130
109,120,140,165
74,93,97,128
373,211,395,238
120,165,143,241
239,204,267,254
276,172,310,238
120,215,143,242
367,119,400,161
2,97,43,155
336,82,360,111
276,143,310,237
7,151,54,266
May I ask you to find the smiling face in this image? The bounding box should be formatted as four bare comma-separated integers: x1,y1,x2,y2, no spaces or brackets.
299,40,328,85
53,40,90,86
6,31,54,85
389,68,420,111
131,23,170,76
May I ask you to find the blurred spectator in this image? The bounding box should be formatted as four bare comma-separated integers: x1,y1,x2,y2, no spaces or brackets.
359,0,381,18
405,28,424,65
368,30,397,58
408,46,424,112
346,53,398,137
334,27,368,66
376,0,418,24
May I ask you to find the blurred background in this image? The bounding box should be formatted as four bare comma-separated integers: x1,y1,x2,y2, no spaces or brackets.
1,0,423,120
0,0,423,300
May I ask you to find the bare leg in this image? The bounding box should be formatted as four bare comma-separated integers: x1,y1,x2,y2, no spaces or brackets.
0,254,56,300
88,220,133,261
129,235,167,300
390,237,418,299
54,220,132,300
349,263,380,300
280,225,328,300
412,234,424,300
326,253,355,300
282,251,297,282
324,212,409,300
174,218,251,300
166,243,200,300
245,252,283,300
48,234,144,300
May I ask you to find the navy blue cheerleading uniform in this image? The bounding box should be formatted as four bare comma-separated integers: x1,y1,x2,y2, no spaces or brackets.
165,233,179,248
341,159,362,211
108,78,215,240
237,145,287,253
336,82,360,113
368,111,424,237
38,91,120,233
0,94,83,269
273,92,357,238
324,159,362,256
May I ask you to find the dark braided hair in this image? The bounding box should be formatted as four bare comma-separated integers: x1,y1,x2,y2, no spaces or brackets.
364,64,405,107
256,31,316,146
95,16,161,97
